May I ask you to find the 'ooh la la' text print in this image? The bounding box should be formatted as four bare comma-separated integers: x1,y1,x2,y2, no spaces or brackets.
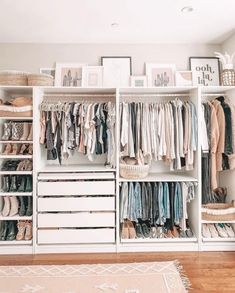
196,64,215,86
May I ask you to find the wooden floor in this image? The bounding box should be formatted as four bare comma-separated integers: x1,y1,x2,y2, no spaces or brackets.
0,252,235,292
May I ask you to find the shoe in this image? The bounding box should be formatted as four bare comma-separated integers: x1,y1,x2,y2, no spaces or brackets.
11,122,24,141
27,124,33,141
17,176,26,192
172,226,179,238
2,175,11,192
166,229,174,238
202,224,211,238
27,144,33,155
25,160,33,171
9,144,19,155
19,144,28,155
25,196,32,216
16,160,26,171
141,222,150,238
0,221,8,240
16,221,26,240
150,226,157,238
18,196,26,216
224,224,235,237
156,226,165,238
135,223,144,238
0,197,3,213
209,224,220,238
24,176,32,192
127,220,136,239
24,221,32,241
2,160,18,171
185,228,194,238
9,196,19,216
20,123,30,141
6,221,17,241
121,220,129,239
1,197,10,216
2,144,12,155
215,223,229,238
1,122,12,140
9,176,18,192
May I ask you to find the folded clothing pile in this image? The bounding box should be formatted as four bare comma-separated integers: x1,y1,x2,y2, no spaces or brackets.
0,96,33,117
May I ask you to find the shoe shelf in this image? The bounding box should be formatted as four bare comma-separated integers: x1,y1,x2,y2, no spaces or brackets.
0,140,33,144
118,173,198,182
0,171,33,175
0,192,32,197
0,216,32,221
0,155,33,159
202,237,235,242
0,117,33,121
201,220,235,224
0,240,32,245
121,237,197,243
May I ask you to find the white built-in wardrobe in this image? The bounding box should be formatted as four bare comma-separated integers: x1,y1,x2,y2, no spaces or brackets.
0,85,235,254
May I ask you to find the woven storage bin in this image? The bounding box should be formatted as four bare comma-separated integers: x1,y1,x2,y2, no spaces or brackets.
120,163,149,179
202,201,235,221
28,73,54,86
0,71,28,86
221,69,235,86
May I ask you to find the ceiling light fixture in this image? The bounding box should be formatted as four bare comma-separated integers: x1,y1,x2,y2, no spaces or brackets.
181,6,194,13
111,23,119,28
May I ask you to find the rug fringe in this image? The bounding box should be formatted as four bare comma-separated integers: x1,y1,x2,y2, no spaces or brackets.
174,260,192,292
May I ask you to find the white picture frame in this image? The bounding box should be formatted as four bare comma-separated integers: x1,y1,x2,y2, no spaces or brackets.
175,71,193,86
39,68,55,79
82,66,104,87
101,56,132,87
146,63,176,87
130,76,147,87
55,62,88,87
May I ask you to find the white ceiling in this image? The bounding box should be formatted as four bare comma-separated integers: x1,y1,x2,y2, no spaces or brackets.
0,0,234,44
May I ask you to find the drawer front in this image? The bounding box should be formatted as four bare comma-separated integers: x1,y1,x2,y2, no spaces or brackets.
37,228,115,244
38,212,115,228
38,181,115,196
38,197,115,212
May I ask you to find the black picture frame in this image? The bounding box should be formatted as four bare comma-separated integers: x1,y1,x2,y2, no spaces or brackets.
189,57,221,86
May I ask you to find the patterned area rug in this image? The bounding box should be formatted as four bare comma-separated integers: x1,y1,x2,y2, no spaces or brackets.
0,261,190,293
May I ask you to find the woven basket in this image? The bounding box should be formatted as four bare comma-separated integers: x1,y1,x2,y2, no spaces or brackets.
120,163,149,179
202,201,235,221
221,69,235,86
0,105,33,117
0,70,28,86
27,73,54,86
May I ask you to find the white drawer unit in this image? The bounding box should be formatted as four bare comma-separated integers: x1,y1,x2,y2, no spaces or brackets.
36,171,116,248
38,212,115,228
37,228,115,244
38,197,115,212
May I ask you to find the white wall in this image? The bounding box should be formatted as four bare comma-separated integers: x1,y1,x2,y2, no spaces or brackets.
0,43,221,75
222,32,235,67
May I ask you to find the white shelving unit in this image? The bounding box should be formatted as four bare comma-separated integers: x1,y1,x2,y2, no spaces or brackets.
0,85,234,254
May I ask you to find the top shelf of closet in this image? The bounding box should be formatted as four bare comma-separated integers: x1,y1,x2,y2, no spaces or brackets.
38,164,116,173
119,86,198,95
40,87,116,95
201,86,235,94
0,86,33,95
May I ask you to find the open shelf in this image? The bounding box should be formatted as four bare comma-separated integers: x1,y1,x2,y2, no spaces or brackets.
39,164,116,173
0,117,33,120
201,86,235,94
0,155,32,159
121,237,197,243
119,173,197,182
0,216,32,220
0,171,32,175
0,240,32,245
0,140,33,144
0,192,33,197
119,86,197,95
201,220,235,224
202,237,235,242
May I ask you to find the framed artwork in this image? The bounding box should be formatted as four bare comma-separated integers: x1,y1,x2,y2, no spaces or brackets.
40,68,55,79
82,66,103,87
130,76,147,87
146,63,176,87
101,56,132,87
55,62,88,87
189,57,220,86
175,71,193,86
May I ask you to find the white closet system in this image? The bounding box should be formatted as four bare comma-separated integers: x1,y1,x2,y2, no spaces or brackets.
0,85,235,254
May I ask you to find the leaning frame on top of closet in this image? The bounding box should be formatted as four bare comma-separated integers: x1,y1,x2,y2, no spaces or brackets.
116,87,201,252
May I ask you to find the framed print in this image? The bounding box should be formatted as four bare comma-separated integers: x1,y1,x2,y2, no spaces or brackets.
40,68,55,79
146,63,176,87
175,71,193,86
82,66,103,87
130,76,147,87
55,62,88,87
101,56,132,87
189,57,220,86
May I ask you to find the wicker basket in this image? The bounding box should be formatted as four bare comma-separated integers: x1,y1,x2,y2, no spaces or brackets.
0,70,28,86
120,163,149,179
27,73,54,86
221,69,235,86
202,201,235,221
